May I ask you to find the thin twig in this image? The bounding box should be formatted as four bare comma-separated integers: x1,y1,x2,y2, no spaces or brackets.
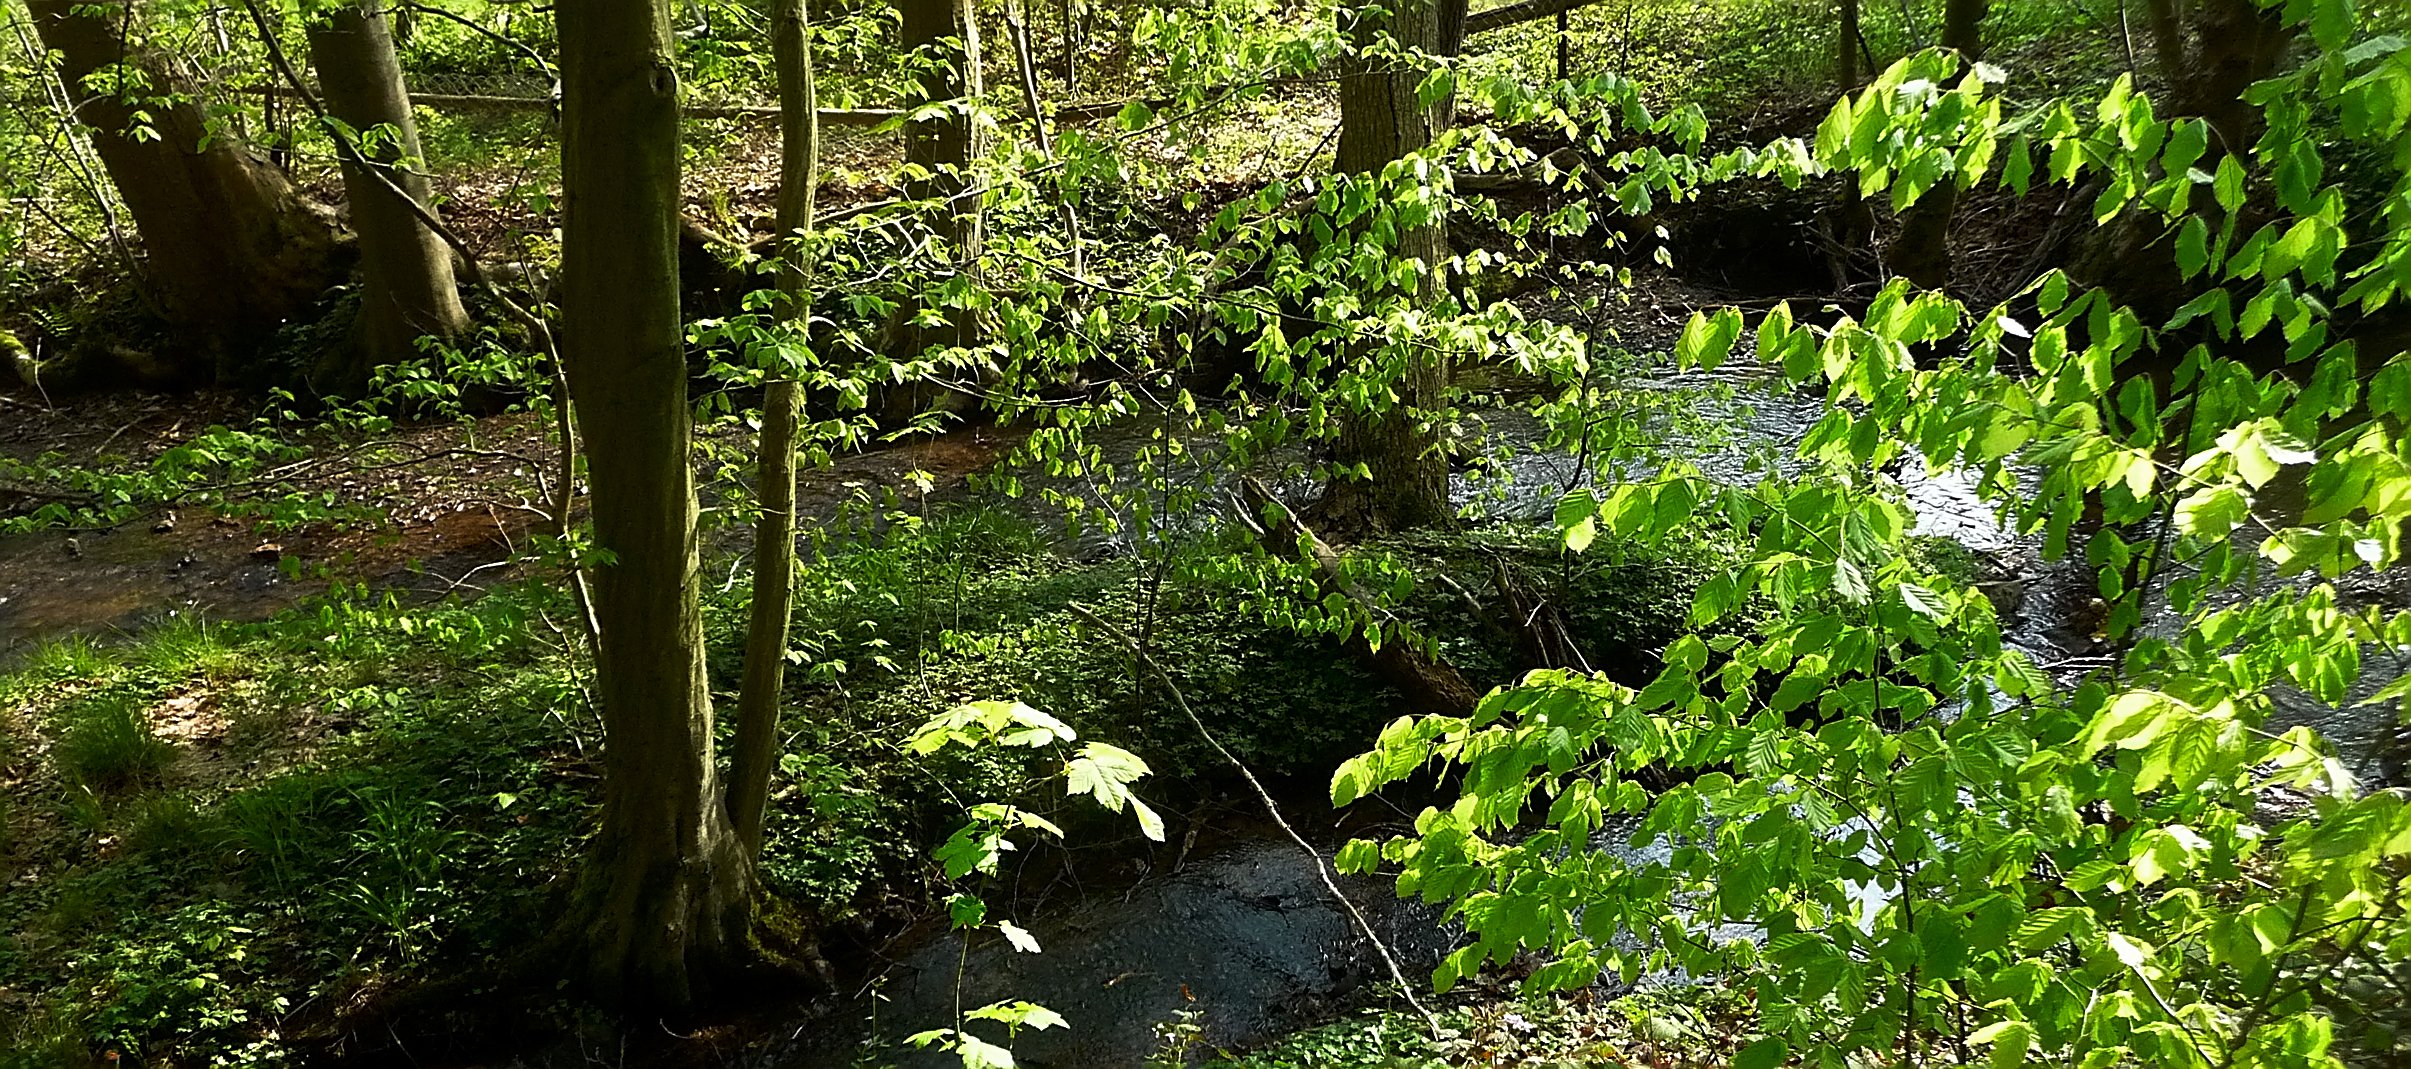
1067,603,1443,1037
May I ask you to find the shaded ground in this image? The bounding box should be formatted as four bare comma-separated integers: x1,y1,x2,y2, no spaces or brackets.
0,387,1026,656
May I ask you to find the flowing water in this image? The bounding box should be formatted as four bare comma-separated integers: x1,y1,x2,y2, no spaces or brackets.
770,841,1455,1068
779,370,2406,1067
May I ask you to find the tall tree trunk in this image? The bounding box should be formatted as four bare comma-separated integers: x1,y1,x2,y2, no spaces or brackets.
1941,0,1987,56
304,0,469,392
558,0,751,1006
1826,0,1877,289
1890,0,1985,290
1837,0,1861,90
882,0,987,427
1318,0,1456,534
2165,0,2292,155
26,0,343,376
2072,0,2290,313
728,0,818,857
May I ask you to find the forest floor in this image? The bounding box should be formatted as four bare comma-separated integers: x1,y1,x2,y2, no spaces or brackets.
0,6,2177,1061
0,336,1777,1068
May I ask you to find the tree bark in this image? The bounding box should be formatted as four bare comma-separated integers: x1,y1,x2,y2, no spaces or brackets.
728,0,818,858
2146,0,2292,156
1941,0,1987,57
899,0,985,295
303,0,468,392
1890,0,1984,291
25,0,343,374
558,0,751,1006
1825,0,1877,288
2069,0,2289,315
1319,0,1455,534
882,0,988,426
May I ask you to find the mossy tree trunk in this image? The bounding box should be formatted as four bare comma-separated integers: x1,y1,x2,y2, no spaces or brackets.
1319,0,1458,534
26,0,343,376
728,0,818,856
557,0,752,1006
304,0,469,392
1889,0,1985,290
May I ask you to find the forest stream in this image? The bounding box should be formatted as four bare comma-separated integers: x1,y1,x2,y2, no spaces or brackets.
11,370,2390,1069
750,375,2411,1068
7,0,2411,1062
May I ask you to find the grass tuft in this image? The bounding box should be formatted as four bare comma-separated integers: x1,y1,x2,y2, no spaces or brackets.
17,634,111,680
132,615,240,681
51,693,177,790
122,792,213,857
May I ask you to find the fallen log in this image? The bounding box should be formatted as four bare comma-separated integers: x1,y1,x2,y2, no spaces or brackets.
230,85,903,125
1238,476,1481,716
1466,0,1609,37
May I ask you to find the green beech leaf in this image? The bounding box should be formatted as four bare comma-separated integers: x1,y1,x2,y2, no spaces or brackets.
1733,1036,1790,1069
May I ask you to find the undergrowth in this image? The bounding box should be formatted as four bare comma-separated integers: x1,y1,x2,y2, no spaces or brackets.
0,498,1723,1066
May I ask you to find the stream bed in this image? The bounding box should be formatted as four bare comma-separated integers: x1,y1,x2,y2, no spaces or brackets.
768,371,2406,1067
770,841,1452,1068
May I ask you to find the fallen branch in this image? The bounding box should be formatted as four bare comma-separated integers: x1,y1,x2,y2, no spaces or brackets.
1465,0,1609,36
230,84,901,125
1068,603,1442,1038
1236,476,1481,716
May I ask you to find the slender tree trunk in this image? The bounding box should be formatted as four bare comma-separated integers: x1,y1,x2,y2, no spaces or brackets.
1555,9,1570,81
728,0,818,858
1826,0,1877,288
882,0,987,426
1890,0,1985,290
1319,0,1454,534
304,0,468,392
26,0,342,375
1837,0,1861,89
558,0,751,1006
1007,3,1083,281
1060,0,1077,96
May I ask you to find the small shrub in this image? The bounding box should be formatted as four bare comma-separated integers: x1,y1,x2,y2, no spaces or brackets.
51,695,175,790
